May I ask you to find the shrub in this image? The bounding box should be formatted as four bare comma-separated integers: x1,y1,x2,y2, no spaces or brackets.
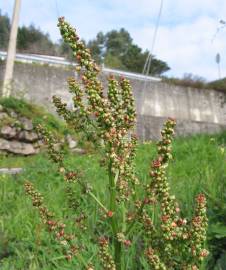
24,17,208,269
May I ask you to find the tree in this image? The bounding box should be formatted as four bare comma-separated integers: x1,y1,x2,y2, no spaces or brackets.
87,28,170,76
57,39,73,60
0,10,57,55
17,24,56,55
87,32,105,63
121,45,149,73
104,53,126,69
105,28,132,57
0,10,10,49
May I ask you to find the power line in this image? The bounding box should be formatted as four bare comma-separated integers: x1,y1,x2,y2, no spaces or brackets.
142,0,164,90
211,19,226,43
54,0,60,18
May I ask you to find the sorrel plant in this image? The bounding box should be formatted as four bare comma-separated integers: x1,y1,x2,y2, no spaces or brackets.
25,17,208,270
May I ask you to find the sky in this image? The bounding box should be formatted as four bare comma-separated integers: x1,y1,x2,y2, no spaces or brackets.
1,0,226,81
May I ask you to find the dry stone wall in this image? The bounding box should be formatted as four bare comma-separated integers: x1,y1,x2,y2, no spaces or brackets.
0,105,40,155
0,103,81,156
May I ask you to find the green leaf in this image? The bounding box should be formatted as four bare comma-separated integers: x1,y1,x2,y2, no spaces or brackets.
214,252,226,270
210,224,226,239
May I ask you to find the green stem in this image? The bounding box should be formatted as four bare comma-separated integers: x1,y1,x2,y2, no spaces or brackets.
77,179,108,213
114,240,122,270
122,202,126,233
108,164,121,270
125,200,145,236
89,189,108,212
76,253,89,269
108,164,118,234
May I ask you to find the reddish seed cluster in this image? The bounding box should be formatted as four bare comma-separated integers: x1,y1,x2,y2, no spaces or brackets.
189,193,208,263
116,233,132,247
107,76,136,130
98,237,116,270
75,213,87,231
140,118,208,269
64,171,78,182
57,18,113,132
140,209,154,236
65,185,80,211
52,95,85,133
145,248,167,270
107,211,114,218
36,124,64,167
57,17,138,203
24,181,78,261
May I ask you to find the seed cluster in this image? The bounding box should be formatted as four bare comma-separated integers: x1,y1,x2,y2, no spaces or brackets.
189,193,208,268
36,124,64,167
24,182,78,261
145,248,167,270
24,17,209,270
140,118,208,269
57,16,138,203
98,237,116,270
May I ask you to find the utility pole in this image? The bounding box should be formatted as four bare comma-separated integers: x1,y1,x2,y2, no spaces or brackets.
2,0,21,97
216,53,221,80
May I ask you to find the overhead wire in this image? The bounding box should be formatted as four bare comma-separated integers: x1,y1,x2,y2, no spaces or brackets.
142,0,164,90
54,0,60,19
211,19,226,43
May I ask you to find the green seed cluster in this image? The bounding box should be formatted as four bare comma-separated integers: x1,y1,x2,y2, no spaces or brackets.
147,119,180,242
116,232,131,247
52,95,89,134
98,237,116,270
119,78,136,130
145,248,167,270
142,118,208,269
58,17,113,131
107,76,136,130
36,124,64,167
57,16,138,202
189,194,208,267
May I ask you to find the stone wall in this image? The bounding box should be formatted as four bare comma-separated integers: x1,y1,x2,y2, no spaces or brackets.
1,62,226,140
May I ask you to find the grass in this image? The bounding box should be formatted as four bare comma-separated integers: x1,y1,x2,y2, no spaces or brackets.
0,131,225,269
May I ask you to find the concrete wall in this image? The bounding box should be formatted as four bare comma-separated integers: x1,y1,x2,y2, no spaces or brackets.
133,80,226,139
1,62,226,140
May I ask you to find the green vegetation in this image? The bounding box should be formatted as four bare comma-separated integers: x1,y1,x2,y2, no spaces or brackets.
0,96,70,138
41,18,210,269
0,131,225,269
0,10,56,56
208,77,226,93
87,28,170,75
0,9,10,49
163,73,226,93
17,25,56,56
1,12,225,269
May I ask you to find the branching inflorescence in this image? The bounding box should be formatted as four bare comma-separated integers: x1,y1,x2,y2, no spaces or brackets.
24,17,208,270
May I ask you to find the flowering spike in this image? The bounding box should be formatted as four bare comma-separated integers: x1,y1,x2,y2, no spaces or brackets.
24,18,208,270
